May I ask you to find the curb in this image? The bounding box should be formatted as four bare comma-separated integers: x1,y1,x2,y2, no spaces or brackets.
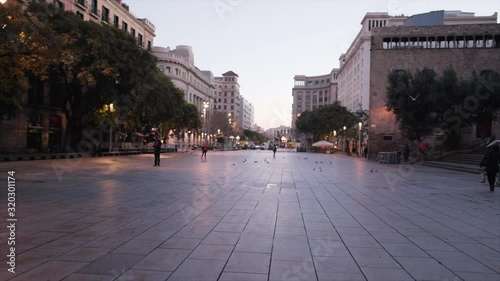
0,149,181,162
1,154,83,162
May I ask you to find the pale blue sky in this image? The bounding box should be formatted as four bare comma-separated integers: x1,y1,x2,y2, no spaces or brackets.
126,0,499,130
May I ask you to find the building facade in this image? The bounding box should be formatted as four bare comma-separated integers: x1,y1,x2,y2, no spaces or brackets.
337,12,406,113
291,69,339,129
213,71,242,132
266,126,292,147
336,11,497,114
153,45,215,115
45,0,155,50
368,23,500,157
239,97,254,131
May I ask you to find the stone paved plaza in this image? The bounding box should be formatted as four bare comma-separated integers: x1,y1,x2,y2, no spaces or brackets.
0,150,499,281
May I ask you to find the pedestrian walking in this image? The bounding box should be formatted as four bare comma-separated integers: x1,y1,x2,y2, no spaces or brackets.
153,139,161,166
273,144,277,158
363,147,368,159
201,144,208,160
403,143,410,163
480,145,500,191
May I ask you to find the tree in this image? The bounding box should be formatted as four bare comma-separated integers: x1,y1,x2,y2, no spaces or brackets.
295,102,359,142
386,67,500,147
242,129,267,143
385,68,442,141
0,2,62,118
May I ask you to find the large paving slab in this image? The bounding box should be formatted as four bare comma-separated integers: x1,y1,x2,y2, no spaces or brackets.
0,150,498,281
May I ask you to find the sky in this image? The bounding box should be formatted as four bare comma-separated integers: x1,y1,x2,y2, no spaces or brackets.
125,0,499,130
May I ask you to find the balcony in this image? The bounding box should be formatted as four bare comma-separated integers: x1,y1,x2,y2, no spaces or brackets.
75,0,87,10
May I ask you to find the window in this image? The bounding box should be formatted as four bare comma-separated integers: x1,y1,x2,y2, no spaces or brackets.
76,11,84,19
56,0,64,9
90,0,98,15
231,105,234,110
122,21,128,32
101,6,109,23
224,99,227,103
138,33,143,46
147,40,151,51
165,66,170,73
75,0,85,7
231,99,234,103
224,105,227,110
218,98,221,102
113,15,119,28
130,28,135,37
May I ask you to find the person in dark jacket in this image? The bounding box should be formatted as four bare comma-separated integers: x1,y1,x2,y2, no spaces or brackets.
480,145,500,191
153,140,162,166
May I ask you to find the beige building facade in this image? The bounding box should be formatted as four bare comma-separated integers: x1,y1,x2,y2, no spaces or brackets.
153,45,215,116
291,70,339,129
45,0,155,50
213,71,242,132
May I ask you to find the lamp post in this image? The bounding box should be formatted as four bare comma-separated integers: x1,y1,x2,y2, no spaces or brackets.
227,113,231,150
358,122,362,157
333,130,337,149
203,101,209,136
108,103,114,152
343,125,346,154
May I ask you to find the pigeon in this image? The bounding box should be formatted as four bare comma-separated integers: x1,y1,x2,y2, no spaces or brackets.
233,163,236,166
254,161,258,163
315,161,318,164
320,161,323,163
330,161,332,164
370,169,373,172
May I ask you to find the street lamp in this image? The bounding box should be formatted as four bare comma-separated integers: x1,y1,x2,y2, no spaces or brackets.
342,126,346,154
358,122,362,157
107,103,114,152
203,101,209,134
227,113,232,149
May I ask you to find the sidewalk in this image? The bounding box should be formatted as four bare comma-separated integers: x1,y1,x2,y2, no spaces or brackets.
0,150,497,281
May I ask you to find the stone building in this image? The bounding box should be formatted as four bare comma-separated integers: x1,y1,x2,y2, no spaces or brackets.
153,45,215,115
368,24,500,157
291,70,339,129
